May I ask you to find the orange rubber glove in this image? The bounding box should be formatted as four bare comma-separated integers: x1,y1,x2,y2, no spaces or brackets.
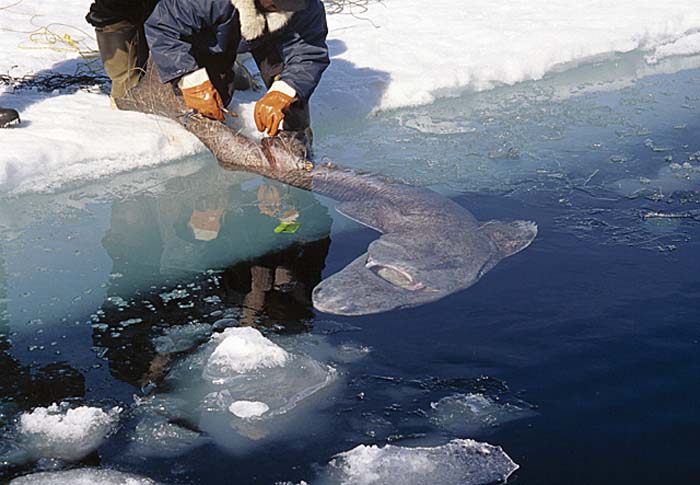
181,79,225,121
254,90,295,136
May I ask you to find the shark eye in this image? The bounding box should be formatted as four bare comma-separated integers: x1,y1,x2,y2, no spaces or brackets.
370,265,420,290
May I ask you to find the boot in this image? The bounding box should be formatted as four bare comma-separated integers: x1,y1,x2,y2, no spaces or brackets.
95,20,143,101
0,108,20,128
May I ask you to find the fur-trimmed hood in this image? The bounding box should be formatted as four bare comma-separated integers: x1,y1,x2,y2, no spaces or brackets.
231,0,294,40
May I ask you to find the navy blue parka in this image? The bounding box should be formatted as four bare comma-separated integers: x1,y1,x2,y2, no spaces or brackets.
144,0,329,105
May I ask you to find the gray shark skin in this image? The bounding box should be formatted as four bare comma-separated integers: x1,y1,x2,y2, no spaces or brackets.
116,62,537,315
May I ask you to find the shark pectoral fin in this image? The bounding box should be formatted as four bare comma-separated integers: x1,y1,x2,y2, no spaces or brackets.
336,199,391,232
479,220,538,257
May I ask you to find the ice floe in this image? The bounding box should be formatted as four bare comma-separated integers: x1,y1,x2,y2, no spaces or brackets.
10,468,158,484
152,323,213,354
125,395,201,458
430,393,536,435
322,439,518,485
143,328,338,451
17,402,121,461
130,416,200,458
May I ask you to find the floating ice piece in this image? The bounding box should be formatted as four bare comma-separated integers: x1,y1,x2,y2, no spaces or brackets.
127,395,200,457
400,114,477,135
430,393,535,435
152,323,212,354
131,416,200,457
204,327,289,381
10,468,158,484
204,352,336,418
229,401,270,419
18,403,121,460
158,330,337,450
323,439,518,485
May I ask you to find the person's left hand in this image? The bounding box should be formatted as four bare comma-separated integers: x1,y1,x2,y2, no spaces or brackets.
254,90,295,136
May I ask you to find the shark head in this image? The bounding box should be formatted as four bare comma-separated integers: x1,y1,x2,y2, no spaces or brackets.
313,220,537,316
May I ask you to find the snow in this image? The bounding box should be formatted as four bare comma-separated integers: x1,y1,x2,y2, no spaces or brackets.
204,327,289,377
646,33,700,64
2,0,700,193
229,400,270,418
17,402,122,460
322,439,519,485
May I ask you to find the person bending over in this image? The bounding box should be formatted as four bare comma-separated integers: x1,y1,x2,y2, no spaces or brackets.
144,0,329,141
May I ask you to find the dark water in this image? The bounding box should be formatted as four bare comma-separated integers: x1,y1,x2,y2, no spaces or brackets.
1,60,699,484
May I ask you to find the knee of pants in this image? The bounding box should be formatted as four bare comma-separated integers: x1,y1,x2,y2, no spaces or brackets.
95,21,141,98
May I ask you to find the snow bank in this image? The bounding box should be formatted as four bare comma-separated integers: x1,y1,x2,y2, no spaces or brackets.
18,402,121,460
646,33,700,64
325,0,700,111
323,439,519,485
2,0,700,193
0,1,202,194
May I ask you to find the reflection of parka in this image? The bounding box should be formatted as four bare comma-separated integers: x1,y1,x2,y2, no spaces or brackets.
144,0,329,104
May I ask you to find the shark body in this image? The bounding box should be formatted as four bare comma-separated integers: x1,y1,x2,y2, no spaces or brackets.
116,63,537,315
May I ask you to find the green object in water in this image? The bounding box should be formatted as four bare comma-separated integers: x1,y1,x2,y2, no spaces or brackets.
274,221,301,234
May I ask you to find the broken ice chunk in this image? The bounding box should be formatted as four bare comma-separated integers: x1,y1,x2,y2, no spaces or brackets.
127,395,201,458
430,393,535,434
323,439,518,485
10,468,158,484
204,352,336,418
130,416,200,457
18,403,121,461
152,323,212,354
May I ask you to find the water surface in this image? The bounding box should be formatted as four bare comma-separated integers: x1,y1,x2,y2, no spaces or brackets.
1,56,699,484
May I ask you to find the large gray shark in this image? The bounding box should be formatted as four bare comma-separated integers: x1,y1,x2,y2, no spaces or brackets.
116,63,537,315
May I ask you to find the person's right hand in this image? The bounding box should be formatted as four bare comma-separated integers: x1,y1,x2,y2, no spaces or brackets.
179,69,225,121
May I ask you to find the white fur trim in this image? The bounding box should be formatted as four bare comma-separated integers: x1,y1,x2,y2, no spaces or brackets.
177,68,210,89
231,0,294,40
269,80,296,98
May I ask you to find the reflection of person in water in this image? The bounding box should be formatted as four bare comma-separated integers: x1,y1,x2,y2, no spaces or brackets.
93,237,330,388
94,167,332,389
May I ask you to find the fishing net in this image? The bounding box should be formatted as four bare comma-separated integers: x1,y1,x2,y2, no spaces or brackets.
0,71,110,94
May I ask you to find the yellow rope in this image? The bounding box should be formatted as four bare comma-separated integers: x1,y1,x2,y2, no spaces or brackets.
20,22,99,58
1,0,102,74
0,0,23,12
